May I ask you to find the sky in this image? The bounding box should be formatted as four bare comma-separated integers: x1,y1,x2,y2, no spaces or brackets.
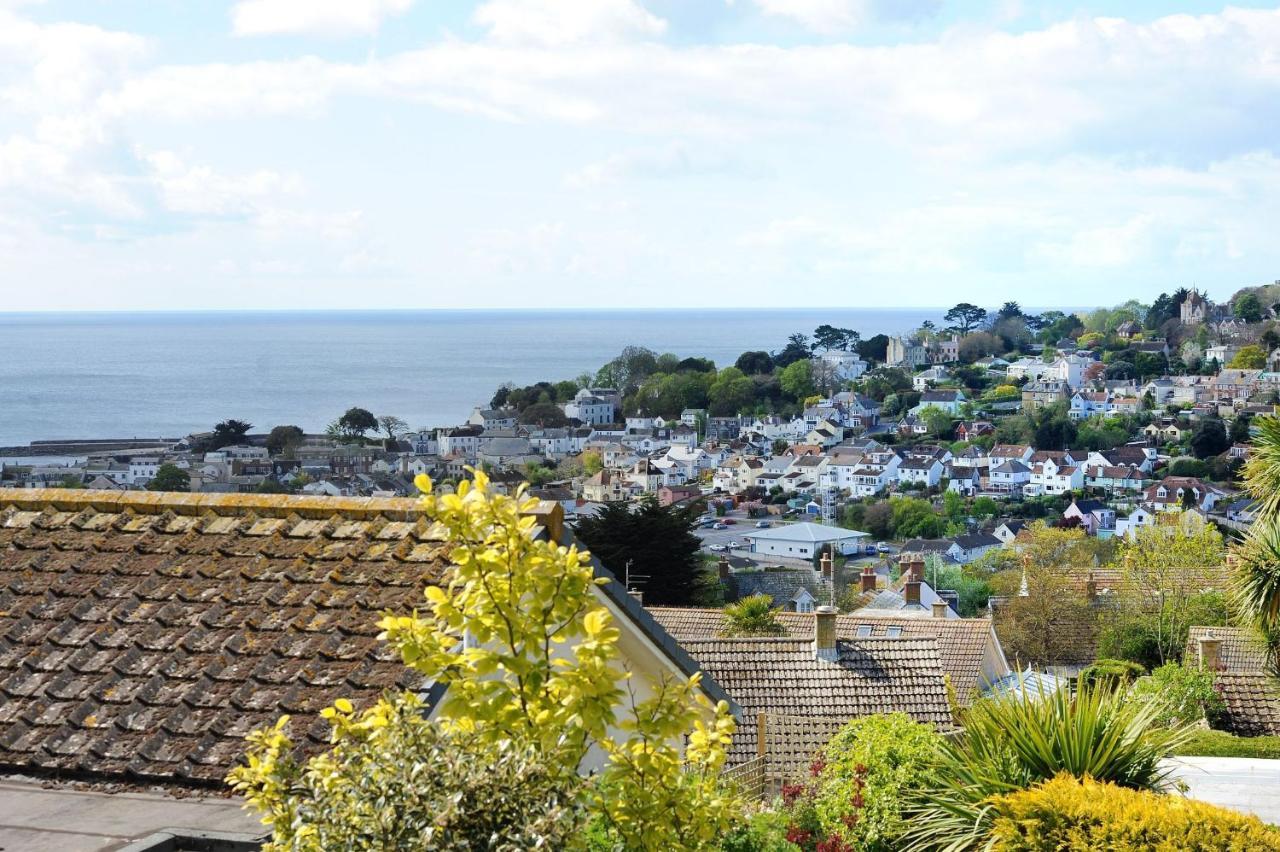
1,0,1278,312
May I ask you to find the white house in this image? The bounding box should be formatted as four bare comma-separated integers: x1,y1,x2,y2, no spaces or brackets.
911,390,966,416
989,460,1031,491
897,456,944,488
912,366,951,391
743,522,869,559
1115,506,1157,539
819,350,869,381
563,389,616,426
1027,459,1084,496
468,407,518,430
1006,358,1053,382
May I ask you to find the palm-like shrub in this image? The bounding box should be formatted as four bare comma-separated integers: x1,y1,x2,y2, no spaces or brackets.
1232,414,1280,673
721,594,787,637
899,677,1191,851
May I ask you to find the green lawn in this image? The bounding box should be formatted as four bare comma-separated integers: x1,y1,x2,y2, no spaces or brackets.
1176,729,1280,759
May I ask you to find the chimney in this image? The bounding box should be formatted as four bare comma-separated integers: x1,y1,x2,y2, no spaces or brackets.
904,577,922,607
814,605,838,661
820,552,834,581
899,554,925,583
1085,571,1097,601
932,600,949,619
1198,633,1223,671
860,563,877,593
718,556,731,581
628,588,644,605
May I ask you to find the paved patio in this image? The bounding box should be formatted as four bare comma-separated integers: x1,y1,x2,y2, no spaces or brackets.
1164,756,1280,825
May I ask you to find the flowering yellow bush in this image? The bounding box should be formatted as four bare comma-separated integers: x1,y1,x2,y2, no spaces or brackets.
229,470,740,851
988,774,1280,851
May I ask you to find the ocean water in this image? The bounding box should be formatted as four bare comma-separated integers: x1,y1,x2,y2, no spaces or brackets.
0,308,950,448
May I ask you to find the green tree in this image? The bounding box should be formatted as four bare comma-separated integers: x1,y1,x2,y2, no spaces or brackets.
920,405,954,439
944,303,988,335
265,424,305,456
858,334,891,363
1230,344,1267,369
708,367,757,416
778,359,816,401
331,407,377,442
773,333,812,367
1190,418,1229,459
1231,413,1252,444
890,496,946,539
734,350,774,374
582,450,603,475
812,324,859,352
208,418,253,450
1235,292,1264,323
574,496,709,606
229,472,739,850
518,402,570,427
147,463,190,492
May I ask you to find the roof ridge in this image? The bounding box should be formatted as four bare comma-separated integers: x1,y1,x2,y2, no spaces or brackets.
0,487,424,521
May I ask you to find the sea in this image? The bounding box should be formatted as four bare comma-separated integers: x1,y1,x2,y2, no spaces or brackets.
0,308,959,450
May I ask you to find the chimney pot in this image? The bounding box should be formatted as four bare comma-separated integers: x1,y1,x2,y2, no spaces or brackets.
932,600,948,619
904,579,922,607
820,552,834,580
1198,634,1223,671
814,605,838,662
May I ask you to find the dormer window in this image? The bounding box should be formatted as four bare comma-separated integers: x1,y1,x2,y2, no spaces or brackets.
855,625,872,638
885,626,903,638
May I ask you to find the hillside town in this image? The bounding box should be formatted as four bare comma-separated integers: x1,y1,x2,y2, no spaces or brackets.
5,288,1280,849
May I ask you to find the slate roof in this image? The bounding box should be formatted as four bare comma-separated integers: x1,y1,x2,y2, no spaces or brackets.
728,570,831,607
678,637,952,769
648,608,1000,705
0,489,450,789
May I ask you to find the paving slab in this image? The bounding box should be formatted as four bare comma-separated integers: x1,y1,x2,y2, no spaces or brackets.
1164,756,1280,825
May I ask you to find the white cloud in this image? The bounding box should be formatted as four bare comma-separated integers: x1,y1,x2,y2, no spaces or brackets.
565,142,768,187
138,149,299,216
753,0,866,34
472,0,667,45
231,0,415,37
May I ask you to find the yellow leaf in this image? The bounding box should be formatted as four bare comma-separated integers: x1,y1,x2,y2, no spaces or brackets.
583,609,608,636
413,473,433,494
334,698,354,714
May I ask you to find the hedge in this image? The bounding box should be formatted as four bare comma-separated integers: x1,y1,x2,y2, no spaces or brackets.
1177,729,1280,759
987,774,1280,851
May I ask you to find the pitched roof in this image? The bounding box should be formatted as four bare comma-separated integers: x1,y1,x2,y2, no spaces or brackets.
1214,674,1280,737
743,522,867,543
0,489,446,789
648,608,1000,705
1184,626,1270,672
678,636,952,771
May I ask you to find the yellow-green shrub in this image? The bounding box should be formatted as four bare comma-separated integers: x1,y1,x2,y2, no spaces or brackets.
988,774,1280,851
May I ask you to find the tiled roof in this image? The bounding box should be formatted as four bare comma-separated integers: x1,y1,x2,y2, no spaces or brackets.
0,489,447,789
648,607,998,705
678,637,952,768
1185,626,1270,673
1214,674,1280,737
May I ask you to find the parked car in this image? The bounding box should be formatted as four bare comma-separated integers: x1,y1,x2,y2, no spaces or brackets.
864,544,877,555
755,520,771,528
709,544,726,552
728,541,740,549
876,542,892,553
713,523,728,530
722,518,737,525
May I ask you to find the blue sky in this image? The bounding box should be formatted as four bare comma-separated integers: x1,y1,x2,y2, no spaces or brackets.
1,0,1278,311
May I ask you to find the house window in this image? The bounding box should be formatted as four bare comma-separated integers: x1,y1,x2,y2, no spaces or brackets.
885,626,903,638
855,625,872,638
796,600,814,614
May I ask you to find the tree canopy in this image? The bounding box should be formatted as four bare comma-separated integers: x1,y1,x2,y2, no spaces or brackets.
944,303,988,335
573,496,709,606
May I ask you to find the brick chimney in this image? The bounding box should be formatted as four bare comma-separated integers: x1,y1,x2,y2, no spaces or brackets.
1198,633,1223,671
900,553,925,583
932,600,948,619
820,552,834,581
814,605,838,662
904,575,922,607
860,563,877,593
718,556,731,581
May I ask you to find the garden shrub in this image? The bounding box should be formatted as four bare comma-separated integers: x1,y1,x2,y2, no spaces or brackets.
776,714,945,851
1130,663,1225,728
987,774,1280,851
1080,658,1146,687
718,808,795,852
